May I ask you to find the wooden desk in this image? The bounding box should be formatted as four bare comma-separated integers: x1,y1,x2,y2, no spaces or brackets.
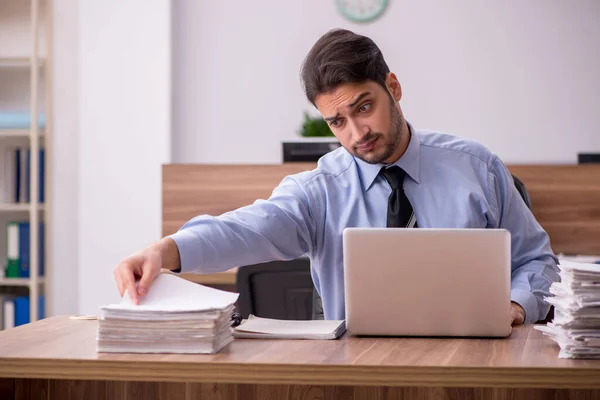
1,316,600,399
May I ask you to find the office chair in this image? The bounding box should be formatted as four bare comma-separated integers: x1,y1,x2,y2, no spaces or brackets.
512,174,532,209
236,257,314,320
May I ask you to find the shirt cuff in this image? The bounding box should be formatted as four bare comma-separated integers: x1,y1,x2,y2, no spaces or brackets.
167,229,204,273
511,288,539,324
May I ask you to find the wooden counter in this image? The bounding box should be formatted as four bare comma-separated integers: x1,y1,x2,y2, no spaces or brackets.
162,164,600,288
1,316,600,399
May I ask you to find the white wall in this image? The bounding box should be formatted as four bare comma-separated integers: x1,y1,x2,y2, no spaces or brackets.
50,0,80,316
51,0,171,316
172,0,600,164
77,0,171,315
48,0,598,315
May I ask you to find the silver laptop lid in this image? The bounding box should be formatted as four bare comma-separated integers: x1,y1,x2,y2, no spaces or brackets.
343,228,511,337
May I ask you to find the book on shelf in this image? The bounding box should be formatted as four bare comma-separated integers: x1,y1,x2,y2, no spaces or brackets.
0,112,46,130
4,221,44,278
2,146,45,204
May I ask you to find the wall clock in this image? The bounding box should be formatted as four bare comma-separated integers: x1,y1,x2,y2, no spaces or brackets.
337,0,389,23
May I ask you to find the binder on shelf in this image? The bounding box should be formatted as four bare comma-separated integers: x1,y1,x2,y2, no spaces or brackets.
39,147,45,203
2,146,45,204
14,295,45,326
4,221,44,278
0,295,14,330
19,222,29,277
2,147,16,204
17,147,24,203
0,287,34,330
2,297,15,330
39,221,44,276
6,222,20,278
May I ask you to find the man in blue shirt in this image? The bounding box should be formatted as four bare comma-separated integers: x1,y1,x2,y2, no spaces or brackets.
114,29,559,325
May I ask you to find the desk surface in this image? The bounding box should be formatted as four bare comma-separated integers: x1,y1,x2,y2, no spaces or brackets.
1,316,600,389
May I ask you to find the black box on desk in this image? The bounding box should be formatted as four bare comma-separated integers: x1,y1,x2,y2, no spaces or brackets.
282,138,341,162
578,153,600,164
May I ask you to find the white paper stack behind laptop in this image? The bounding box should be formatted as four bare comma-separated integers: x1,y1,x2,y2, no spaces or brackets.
97,272,239,354
535,260,600,359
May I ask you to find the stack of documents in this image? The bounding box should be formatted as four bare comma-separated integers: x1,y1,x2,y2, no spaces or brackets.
535,260,600,359
233,315,346,340
97,273,239,354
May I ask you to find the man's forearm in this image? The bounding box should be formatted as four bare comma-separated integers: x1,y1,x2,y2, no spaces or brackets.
156,237,182,272
511,257,559,323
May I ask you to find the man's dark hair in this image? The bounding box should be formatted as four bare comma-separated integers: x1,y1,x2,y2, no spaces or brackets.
300,28,390,106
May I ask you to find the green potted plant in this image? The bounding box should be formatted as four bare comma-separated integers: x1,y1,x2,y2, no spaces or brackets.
299,112,334,137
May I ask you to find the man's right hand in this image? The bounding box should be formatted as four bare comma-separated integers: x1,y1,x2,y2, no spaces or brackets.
113,237,181,304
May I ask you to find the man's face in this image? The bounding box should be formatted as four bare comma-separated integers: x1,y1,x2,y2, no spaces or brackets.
314,77,404,164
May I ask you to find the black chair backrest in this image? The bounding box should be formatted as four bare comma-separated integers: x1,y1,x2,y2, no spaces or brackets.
512,174,532,209
236,257,314,320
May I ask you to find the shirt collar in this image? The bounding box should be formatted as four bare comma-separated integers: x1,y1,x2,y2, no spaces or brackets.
354,121,421,191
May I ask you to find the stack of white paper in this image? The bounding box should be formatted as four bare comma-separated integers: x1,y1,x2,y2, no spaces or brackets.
97,273,239,354
535,260,600,359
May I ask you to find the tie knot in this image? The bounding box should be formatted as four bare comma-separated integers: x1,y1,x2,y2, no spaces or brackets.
381,166,407,190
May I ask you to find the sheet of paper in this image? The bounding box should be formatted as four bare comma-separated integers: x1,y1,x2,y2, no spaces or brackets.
102,272,239,313
558,260,600,274
559,255,600,264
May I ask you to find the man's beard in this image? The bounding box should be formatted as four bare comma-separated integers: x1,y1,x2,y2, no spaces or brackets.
353,102,404,165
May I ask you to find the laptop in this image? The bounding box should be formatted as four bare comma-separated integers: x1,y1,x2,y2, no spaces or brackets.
342,228,512,338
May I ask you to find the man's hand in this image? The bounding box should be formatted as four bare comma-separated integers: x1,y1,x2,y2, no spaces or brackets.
510,302,525,325
113,238,181,304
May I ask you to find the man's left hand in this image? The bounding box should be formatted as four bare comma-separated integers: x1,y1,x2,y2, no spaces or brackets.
511,302,525,325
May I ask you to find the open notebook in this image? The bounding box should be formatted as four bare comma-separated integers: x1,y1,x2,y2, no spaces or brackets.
233,315,346,340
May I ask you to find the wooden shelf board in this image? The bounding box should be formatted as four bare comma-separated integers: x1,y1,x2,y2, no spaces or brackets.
0,277,44,287
0,204,45,212
0,129,45,138
0,57,45,68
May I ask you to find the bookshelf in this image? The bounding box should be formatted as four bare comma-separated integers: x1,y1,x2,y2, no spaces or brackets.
0,0,51,330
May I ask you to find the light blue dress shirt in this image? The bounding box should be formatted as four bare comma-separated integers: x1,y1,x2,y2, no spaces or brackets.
170,124,560,324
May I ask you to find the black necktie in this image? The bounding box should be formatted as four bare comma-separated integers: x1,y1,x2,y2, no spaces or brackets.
313,166,417,321
380,166,417,228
